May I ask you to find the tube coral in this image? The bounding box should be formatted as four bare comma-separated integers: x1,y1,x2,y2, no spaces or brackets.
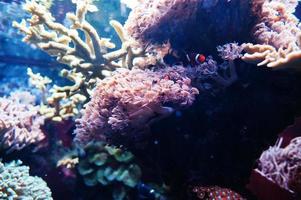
74,66,199,145
0,92,45,153
0,160,53,199
242,0,301,68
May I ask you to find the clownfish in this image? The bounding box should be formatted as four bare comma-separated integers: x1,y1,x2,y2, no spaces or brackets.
185,53,206,66
164,49,206,66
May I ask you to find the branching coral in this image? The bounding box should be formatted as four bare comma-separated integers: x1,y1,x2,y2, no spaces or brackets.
74,66,199,145
13,0,147,121
0,160,53,199
0,92,45,153
27,68,87,121
257,137,301,193
242,0,301,68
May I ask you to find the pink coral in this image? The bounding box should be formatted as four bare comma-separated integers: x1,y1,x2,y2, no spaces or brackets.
124,0,200,45
217,42,243,61
257,136,301,193
74,66,199,145
0,92,45,153
185,56,238,90
252,0,300,49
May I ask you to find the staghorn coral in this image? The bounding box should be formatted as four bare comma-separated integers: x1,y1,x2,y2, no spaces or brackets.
257,137,301,193
27,68,87,121
74,66,199,145
0,91,45,153
13,0,147,122
0,160,53,199
242,0,301,68
77,141,141,200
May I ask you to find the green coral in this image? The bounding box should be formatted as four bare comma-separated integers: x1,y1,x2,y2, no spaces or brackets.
0,160,53,200
78,141,142,200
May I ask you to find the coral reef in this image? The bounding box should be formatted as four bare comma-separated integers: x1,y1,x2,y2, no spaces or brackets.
257,136,301,193
0,91,45,153
74,66,199,145
0,160,52,199
242,0,301,68
78,141,141,200
3,0,301,199
124,0,252,55
13,0,147,122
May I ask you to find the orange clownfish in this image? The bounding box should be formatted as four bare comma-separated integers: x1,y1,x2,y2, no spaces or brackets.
186,53,206,66
164,49,206,66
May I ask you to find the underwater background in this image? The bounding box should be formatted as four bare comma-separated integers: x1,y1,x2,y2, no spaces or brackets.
1,0,301,199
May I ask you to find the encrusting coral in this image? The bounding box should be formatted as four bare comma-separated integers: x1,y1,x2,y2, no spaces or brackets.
0,160,53,199
242,0,301,68
74,66,199,145
14,0,148,122
0,91,46,153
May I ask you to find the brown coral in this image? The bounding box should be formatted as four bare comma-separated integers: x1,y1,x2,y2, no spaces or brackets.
74,66,199,145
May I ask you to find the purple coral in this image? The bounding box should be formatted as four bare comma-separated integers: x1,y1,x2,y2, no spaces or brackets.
124,0,200,46
74,66,199,145
217,42,243,61
0,91,45,153
185,56,238,90
124,0,252,55
252,0,301,49
257,137,301,193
